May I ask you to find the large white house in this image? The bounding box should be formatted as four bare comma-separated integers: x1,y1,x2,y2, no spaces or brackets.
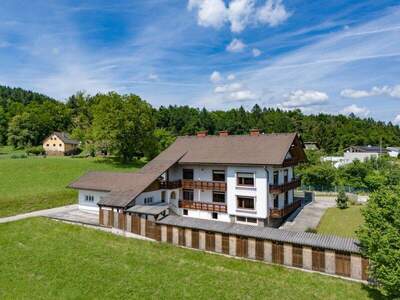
69,130,306,227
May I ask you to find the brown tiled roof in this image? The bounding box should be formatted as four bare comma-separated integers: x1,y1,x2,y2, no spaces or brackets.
53,132,79,145
68,132,304,208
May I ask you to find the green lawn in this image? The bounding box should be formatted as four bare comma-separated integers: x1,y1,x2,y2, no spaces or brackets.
0,218,384,299
0,155,143,217
317,206,364,238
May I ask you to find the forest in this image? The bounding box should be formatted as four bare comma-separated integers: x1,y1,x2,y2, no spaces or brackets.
1,85,400,161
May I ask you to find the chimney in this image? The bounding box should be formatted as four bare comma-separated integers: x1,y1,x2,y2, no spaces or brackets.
218,130,229,137
196,130,208,137
250,129,260,136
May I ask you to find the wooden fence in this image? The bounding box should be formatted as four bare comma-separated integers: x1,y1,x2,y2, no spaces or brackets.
99,208,369,282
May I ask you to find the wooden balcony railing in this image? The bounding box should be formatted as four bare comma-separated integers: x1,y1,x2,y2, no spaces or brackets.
179,200,227,213
269,177,301,194
182,180,226,192
282,158,298,167
159,180,182,189
269,199,301,219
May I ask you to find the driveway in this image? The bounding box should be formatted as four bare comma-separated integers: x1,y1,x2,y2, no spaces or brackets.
0,205,98,226
280,196,336,232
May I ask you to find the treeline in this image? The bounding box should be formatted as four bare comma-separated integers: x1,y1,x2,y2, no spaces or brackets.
1,85,400,161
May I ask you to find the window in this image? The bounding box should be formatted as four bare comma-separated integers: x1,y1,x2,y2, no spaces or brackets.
273,195,279,208
236,216,257,224
161,191,166,203
273,171,279,185
212,212,218,219
170,191,176,200
284,192,289,206
53,144,56,147
46,144,49,147
183,209,188,216
237,172,254,186
183,189,194,201
182,169,193,180
212,191,225,203
59,144,62,147
284,169,289,183
212,170,225,182
237,196,255,210
85,195,94,202
144,197,153,204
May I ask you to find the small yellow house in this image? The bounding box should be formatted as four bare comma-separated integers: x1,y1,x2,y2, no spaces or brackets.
43,132,79,155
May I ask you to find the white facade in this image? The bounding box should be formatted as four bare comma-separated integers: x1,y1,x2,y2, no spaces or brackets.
78,190,108,211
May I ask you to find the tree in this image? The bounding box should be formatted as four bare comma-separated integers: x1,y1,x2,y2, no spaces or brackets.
357,186,400,298
336,190,348,209
153,128,176,156
0,106,7,145
297,163,337,189
91,92,156,162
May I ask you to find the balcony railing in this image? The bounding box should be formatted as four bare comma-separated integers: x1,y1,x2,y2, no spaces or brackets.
182,180,226,192
159,180,182,189
282,158,298,167
179,200,227,213
269,177,301,194
269,199,301,219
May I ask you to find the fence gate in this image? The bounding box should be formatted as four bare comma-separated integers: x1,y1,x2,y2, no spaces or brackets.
292,245,303,268
236,237,248,258
205,232,215,252
132,215,140,234
272,242,284,264
312,248,325,272
255,239,264,260
192,229,199,249
221,234,230,254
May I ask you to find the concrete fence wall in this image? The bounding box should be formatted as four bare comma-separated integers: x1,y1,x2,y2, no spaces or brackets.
99,209,368,282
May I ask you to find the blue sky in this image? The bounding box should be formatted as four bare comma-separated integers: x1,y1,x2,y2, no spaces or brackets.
0,1,400,123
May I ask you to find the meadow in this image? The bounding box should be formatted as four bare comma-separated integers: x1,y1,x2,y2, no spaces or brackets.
0,218,384,299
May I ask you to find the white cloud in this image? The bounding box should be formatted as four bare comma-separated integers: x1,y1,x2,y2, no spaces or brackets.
252,48,262,57
393,114,400,125
228,0,255,33
188,0,227,29
281,90,329,108
341,104,370,117
226,38,246,52
257,0,291,27
210,70,222,83
340,84,400,99
214,82,243,93
148,73,159,80
189,0,290,33
229,89,257,101
227,74,236,80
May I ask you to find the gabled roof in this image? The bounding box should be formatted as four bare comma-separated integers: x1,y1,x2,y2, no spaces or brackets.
346,145,387,153
68,132,305,208
52,132,79,145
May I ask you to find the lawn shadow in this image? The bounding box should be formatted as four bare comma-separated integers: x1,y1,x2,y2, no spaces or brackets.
92,156,146,170
361,283,387,300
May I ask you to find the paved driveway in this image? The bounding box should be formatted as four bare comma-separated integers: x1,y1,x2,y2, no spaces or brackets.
280,196,336,232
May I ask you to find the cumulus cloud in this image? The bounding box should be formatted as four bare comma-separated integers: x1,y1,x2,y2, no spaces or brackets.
256,0,291,27
229,89,257,101
188,0,227,29
340,84,400,99
188,0,290,33
226,38,246,52
252,48,262,57
394,114,400,125
281,90,329,108
341,104,370,117
214,82,243,93
210,70,222,83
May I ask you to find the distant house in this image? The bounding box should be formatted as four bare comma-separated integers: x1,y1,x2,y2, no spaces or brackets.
304,142,319,150
322,145,387,168
43,132,79,156
387,147,400,158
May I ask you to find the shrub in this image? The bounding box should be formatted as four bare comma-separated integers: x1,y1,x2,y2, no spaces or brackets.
336,190,348,209
305,227,317,233
26,146,45,156
11,153,27,159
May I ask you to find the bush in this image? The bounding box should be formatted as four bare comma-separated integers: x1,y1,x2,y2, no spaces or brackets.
26,145,45,156
358,186,400,297
336,190,348,209
305,227,317,233
11,153,27,159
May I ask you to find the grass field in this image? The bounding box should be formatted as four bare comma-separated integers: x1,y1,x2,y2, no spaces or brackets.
0,153,143,217
0,218,384,299
316,206,364,238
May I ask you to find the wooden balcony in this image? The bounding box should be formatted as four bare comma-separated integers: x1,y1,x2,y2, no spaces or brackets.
179,200,227,213
269,199,301,219
182,179,226,192
269,177,301,194
159,180,182,189
282,158,298,167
